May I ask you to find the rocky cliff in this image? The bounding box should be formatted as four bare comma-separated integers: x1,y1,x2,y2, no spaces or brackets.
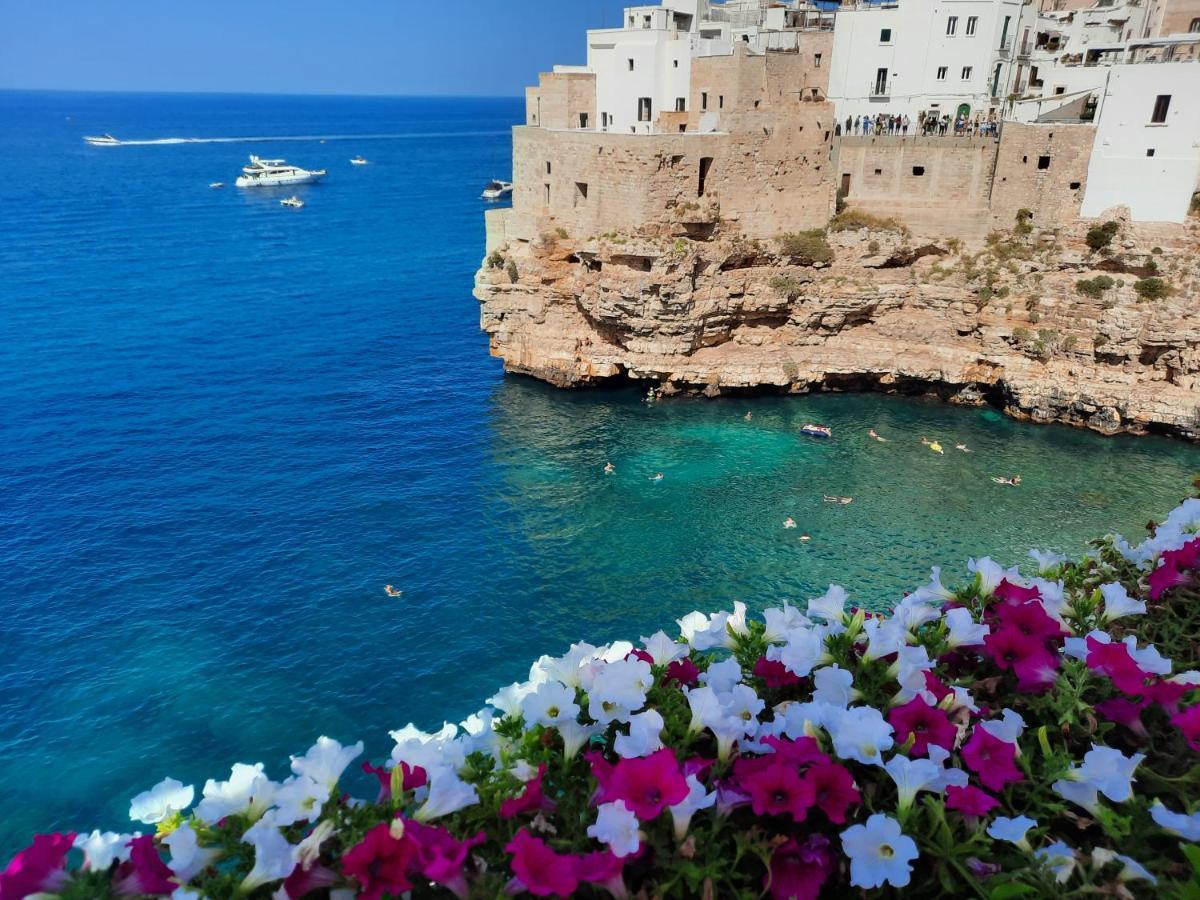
474,210,1200,440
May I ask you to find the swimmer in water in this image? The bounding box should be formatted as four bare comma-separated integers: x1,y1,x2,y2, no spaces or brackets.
784,517,796,529
650,473,664,482
920,436,932,446
956,443,971,453
745,411,753,422
604,462,615,474
869,429,887,442
799,533,812,542
384,585,403,598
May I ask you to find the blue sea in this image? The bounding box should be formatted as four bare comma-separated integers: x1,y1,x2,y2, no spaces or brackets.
1,90,1198,854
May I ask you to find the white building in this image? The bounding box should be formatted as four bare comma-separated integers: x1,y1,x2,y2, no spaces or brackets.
1081,61,1200,221
826,0,1026,123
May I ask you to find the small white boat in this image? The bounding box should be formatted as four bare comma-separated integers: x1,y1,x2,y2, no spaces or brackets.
236,155,327,188
280,196,305,209
350,156,369,166
209,182,225,189
481,179,513,201
84,134,120,146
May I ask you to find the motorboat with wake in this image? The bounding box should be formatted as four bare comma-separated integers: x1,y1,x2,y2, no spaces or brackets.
84,134,120,146
481,179,513,201
209,182,225,189
350,156,369,166
280,196,305,209
235,155,327,188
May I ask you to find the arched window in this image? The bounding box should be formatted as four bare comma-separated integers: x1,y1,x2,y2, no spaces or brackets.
1191,17,1200,33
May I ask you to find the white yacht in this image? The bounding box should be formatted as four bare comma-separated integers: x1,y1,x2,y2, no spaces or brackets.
235,155,327,188
280,196,305,209
481,179,513,201
350,156,369,166
84,134,120,146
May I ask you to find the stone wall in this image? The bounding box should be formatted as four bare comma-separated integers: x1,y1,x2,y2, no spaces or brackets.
990,122,1095,227
833,136,1000,238
525,72,598,131
1160,0,1200,34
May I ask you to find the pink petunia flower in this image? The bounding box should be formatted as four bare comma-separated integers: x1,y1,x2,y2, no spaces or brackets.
993,601,1064,642
281,864,337,900
362,760,427,804
664,658,701,689
761,736,830,768
1171,705,1200,751
961,727,1023,792
984,626,1060,692
888,697,958,757
1086,637,1151,696
0,832,76,899
754,657,804,690
113,835,176,897
591,748,689,820
504,829,580,898
404,819,485,899
342,822,418,900
1096,698,1150,738
945,785,999,817
1148,562,1190,600
739,759,816,822
993,579,1042,606
626,649,655,665
500,763,555,820
803,762,861,824
765,835,834,900
576,849,631,899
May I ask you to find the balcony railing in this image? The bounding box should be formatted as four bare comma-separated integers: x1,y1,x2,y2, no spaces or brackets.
870,81,892,98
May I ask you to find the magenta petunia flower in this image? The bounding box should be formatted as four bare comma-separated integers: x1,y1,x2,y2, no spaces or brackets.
592,747,689,820
113,835,176,897
739,759,816,822
282,864,337,900
761,735,831,768
754,656,804,690
888,697,958,757
504,829,580,898
961,727,1023,792
500,763,555,820
945,785,999,817
984,625,1059,691
1148,562,1190,600
362,760,427,804
664,658,701,689
0,832,76,899
993,601,1064,642
803,762,861,824
1147,678,1191,713
626,648,655,665
405,819,485,899
1096,698,1150,738
1164,539,1200,572
993,579,1042,606
342,822,418,900
1086,637,1150,696
764,835,833,900
576,849,631,898
1171,705,1200,751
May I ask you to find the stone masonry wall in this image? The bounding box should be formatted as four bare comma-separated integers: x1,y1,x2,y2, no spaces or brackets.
990,122,1095,228
525,72,597,131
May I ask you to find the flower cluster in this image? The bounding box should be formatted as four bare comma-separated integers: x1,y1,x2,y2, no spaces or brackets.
5,498,1200,899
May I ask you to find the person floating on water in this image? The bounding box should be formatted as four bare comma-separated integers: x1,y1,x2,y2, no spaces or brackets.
869,429,887,442
823,495,853,505
604,462,615,474
991,475,1022,486
384,585,403,598
929,441,945,455
955,443,971,453
650,472,664,482
799,534,812,542
784,517,797,529
920,437,932,446
745,411,753,422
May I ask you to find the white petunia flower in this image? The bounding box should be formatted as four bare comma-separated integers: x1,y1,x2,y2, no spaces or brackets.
240,815,296,892
980,709,1026,745
536,642,601,688
1099,583,1146,622
1028,549,1068,573
271,775,330,827
669,774,716,841
906,567,955,605
841,814,918,889
521,681,581,729
388,723,465,773
1035,841,1076,884
862,618,906,661
129,777,195,825
779,701,837,740
588,657,652,724
1123,637,1172,676
289,737,363,791
925,746,969,792
827,706,894,766
295,820,335,872
762,601,812,643
883,756,942,812
75,831,138,871
686,686,722,734
458,709,499,761
1075,745,1144,803
1151,801,1200,840
891,596,941,631
489,682,538,718
812,665,855,708
413,765,479,821
558,720,602,761
1091,849,1157,884
164,821,217,884
614,710,665,759
773,627,829,677
808,585,849,623
587,801,641,858
967,557,1019,596
987,815,1037,849
892,645,934,704
1031,578,1070,623
641,631,689,666
194,764,277,825
943,607,989,649
1052,778,1099,813
677,611,713,647
699,657,744,696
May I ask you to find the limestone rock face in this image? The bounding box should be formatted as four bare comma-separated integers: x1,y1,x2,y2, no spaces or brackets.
475,221,1200,440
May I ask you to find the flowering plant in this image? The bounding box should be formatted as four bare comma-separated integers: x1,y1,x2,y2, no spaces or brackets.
6,497,1200,899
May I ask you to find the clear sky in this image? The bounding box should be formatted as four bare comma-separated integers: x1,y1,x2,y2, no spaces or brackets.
0,0,629,97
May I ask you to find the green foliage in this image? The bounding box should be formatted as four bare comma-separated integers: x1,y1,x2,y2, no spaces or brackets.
1076,275,1116,298
1134,277,1170,301
1094,332,1109,348
1015,208,1034,235
505,259,519,283
769,275,807,298
1085,220,1120,253
485,250,505,269
555,226,569,240
828,208,909,236
776,230,834,264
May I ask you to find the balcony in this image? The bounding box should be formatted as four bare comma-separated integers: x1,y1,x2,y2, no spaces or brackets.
870,81,892,99
998,37,1013,52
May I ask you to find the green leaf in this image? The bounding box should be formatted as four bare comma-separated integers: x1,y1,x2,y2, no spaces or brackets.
988,883,1037,900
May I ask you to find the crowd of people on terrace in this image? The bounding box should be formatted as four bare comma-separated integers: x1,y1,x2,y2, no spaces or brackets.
838,112,1000,138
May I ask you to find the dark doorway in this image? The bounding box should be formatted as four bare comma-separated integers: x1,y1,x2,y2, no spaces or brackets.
699,157,714,196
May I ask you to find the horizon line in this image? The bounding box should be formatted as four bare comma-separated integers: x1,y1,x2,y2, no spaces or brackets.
0,86,525,101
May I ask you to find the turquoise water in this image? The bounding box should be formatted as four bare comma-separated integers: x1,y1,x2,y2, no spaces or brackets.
1,90,1199,855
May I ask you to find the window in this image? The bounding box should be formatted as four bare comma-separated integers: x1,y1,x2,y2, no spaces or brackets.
638,97,652,122
873,168,883,175
546,161,552,175
676,98,686,112
601,112,609,130
1191,17,1200,33
1069,181,1081,189
1147,148,1156,157
912,166,926,176
579,113,589,128
643,15,651,28
574,182,588,206
814,52,822,67
701,92,708,111
966,16,978,36
962,66,973,80
1151,94,1171,123
937,66,948,80
880,28,892,42
874,67,889,95
628,59,635,71
543,184,550,205
1037,155,1050,169
673,60,679,68
1055,86,1066,95
719,95,724,109
947,16,958,35
698,157,713,196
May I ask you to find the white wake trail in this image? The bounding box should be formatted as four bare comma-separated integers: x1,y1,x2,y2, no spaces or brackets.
97,131,510,146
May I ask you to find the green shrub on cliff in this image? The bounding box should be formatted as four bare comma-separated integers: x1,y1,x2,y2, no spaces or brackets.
486,251,505,270
1086,220,1120,253
829,208,909,236
505,259,519,283
776,230,834,265
1076,275,1116,298
769,275,807,298
1134,277,1171,301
